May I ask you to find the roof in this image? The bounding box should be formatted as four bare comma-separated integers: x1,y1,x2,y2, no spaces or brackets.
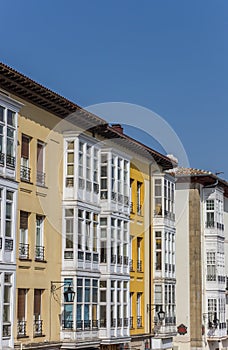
0,62,175,170
170,167,228,197
0,62,105,127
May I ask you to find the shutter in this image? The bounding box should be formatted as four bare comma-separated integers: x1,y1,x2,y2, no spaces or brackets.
20,211,28,229
34,289,41,316
37,142,44,172
18,289,26,320
21,135,29,159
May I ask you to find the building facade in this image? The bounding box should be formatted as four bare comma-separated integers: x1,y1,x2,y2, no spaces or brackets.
0,93,22,350
173,168,228,350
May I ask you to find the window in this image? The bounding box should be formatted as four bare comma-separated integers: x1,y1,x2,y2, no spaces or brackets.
66,141,74,187
100,218,107,263
206,199,215,228
93,148,99,193
37,141,45,186
19,211,29,259
3,273,12,337
35,216,44,261
86,145,92,192
21,135,30,181
0,104,17,168
208,298,217,327
5,191,13,238
137,182,142,215
17,289,27,337
63,278,73,329
137,238,142,272
76,278,98,329
64,208,74,260
207,252,216,281
100,154,108,199
155,231,162,271
155,179,162,216
137,293,142,327
34,289,43,336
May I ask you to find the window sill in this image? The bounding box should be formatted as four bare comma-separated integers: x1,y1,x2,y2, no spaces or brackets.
19,258,32,262
34,334,45,338
20,179,33,185
35,259,47,263
36,183,48,189
17,335,29,339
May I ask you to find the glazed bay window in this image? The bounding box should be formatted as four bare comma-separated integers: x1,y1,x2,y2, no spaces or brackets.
123,281,128,326
155,231,162,271
155,179,162,216
5,190,14,251
21,135,31,182
3,273,12,338
100,218,107,263
100,281,107,328
207,251,216,281
86,145,92,191
164,284,176,325
206,199,215,228
76,278,98,330
35,216,44,261
37,141,45,186
93,148,99,193
0,105,17,168
93,214,98,262
63,278,73,329
66,141,74,187
208,298,217,327
101,154,108,199
19,211,29,259
64,208,74,260
154,285,162,323
136,292,142,328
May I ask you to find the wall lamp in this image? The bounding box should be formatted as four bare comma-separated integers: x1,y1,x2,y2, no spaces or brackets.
51,281,75,302
146,304,165,321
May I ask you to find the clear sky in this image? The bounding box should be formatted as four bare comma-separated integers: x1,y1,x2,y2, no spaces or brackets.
1,0,227,179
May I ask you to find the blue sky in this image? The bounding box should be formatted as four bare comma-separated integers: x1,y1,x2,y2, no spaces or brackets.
1,1,228,178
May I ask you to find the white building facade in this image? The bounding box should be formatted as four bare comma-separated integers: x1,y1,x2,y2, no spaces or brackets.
0,93,22,349
61,131,131,350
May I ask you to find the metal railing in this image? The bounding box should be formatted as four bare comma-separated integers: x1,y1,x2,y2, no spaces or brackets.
19,243,29,259
34,320,43,336
130,316,134,329
111,318,116,327
20,165,31,182
137,316,142,328
0,152,5,165
63,320,73,329
6,155,15,168
130,259,134,272
123,256,129,265
17,320,27,337
3,324,11,337
35,246,45,261
137,260,142,272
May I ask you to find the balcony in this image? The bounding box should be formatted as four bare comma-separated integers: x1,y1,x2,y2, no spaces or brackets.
137,260,142,272
0,152,5,165
130,259,134,272
117,255,123,265
35,246,45,261
36,171,45,186
111,318,116,327
137,204,142,215
34,320,43,337
17,320,27,337
63,320,73,329
123,256,129,265
5,239,13,251
137,316,142,328
3,324,11,337
20,165,31,182
206,221,215,228
6,155,15,168
19,243,29,259
130,316,134,329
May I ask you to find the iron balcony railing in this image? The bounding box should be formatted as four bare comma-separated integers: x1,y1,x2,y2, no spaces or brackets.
130,259,134,272
130,202,134,214
117,255,123,265
34,320,43,336
6,155,15,168
17,320,27,337
3,324,11,337
100,319,106,328
206,221,215,228
0,152,5,165
124,318,128,327
137,316,142,328
111,254,116,264
35,246,45,261
137,260,142,272
36,171,45,186
117,318,122,327
165,316,176,325
137,204,142,215
63,320,73,329
20,165,31,182
123,256,129,265
19,243,29,259
130,316,134,329
111,318,116,327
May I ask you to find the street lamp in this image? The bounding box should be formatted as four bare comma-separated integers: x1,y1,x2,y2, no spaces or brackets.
147,304,165,321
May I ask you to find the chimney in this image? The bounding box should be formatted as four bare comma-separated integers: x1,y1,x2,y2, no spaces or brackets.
112,124,123,134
